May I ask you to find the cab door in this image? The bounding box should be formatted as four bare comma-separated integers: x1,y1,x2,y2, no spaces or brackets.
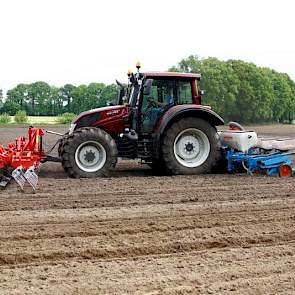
139,79,175,133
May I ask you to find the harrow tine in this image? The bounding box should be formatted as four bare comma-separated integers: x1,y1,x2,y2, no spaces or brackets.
12,167,26,191
24,167,39,191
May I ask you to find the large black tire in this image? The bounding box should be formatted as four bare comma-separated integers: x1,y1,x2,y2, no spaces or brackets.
60,127,117,178
162,117,219,175
58,133,68,158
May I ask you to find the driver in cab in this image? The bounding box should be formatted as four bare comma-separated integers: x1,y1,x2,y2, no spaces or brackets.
143,86,175,132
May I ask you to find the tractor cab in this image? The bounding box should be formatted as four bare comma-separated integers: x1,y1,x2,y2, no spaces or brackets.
123,64,203,136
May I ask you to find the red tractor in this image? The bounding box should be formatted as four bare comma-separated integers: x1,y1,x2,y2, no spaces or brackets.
59,65,224,177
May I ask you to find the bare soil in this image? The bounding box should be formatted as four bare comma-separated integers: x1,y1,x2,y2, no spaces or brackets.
1,125,295,294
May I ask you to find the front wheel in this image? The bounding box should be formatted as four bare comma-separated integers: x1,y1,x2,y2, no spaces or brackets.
162,118,219,175
60,127,117,178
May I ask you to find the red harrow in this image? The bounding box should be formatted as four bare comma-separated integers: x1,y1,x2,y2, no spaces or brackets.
0,127,54,190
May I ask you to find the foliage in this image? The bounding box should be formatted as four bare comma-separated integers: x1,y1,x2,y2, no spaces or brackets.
170,55,295,123
1,56,295,124
0,89,3,109
14,110,28,124
1,100,21,115
0,113,11,124
56,112,76,124
59,84,76,113
100,84,118,106
3,82,118,116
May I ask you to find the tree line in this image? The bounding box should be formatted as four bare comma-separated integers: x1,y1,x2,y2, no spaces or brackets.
1,55,295,123
0,82,118,116
170,55,295,123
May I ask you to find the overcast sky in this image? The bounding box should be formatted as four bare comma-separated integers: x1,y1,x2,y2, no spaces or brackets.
1,0,295,95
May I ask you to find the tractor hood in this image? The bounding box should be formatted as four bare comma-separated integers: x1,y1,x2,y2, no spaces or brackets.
70,105,129,135
73,105,125,123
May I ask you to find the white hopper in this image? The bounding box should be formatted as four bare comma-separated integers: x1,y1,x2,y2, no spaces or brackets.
218,130,258,152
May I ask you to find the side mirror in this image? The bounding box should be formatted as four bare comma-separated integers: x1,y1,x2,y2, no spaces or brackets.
143,79,153,95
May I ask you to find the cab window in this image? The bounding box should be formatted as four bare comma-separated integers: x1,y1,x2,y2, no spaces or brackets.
176,81,193,104
142,79,175,111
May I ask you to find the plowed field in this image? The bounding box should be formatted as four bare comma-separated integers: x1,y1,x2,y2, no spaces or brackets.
1,125,295,294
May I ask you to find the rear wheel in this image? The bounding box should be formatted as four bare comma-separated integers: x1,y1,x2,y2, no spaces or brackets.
60,127,117,178
162,117,219,175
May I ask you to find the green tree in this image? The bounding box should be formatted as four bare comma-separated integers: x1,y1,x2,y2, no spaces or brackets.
170,55,239,121
200,58,239,121
0,89,3,110
261,68,293,123
2,100,21,115
28,82,52,115
70,83,118,114
85,82,105,109
71,85,88,113
170,55,294,124
6,84,29,111
59,84,76,113
49,86,63,116
229,60,275,123
284,75,295,123
100,84,118,106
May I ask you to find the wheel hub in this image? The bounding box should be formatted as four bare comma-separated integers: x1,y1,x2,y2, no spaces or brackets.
185,142,194,152
173,128,210,168
75,141,107,173
177,135,200,161
84,150,96,163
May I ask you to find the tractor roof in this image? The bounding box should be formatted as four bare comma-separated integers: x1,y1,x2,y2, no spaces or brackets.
144,71,201,80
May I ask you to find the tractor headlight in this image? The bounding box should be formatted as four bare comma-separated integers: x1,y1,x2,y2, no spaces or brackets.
68,123,76,135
